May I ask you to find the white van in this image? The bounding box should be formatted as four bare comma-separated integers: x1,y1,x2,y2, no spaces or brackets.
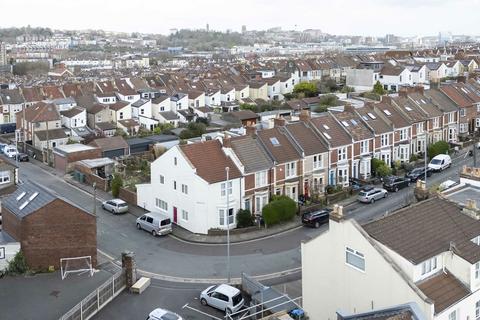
428,154,451,172
4,145,18,158
136,212,172,236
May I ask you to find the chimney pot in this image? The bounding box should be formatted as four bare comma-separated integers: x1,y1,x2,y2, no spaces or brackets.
273,117,286,127
467,199,477,210
299,110,311,122
246,125,256,137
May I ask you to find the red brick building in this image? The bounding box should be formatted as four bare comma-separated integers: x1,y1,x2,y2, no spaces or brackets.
1,182,97,270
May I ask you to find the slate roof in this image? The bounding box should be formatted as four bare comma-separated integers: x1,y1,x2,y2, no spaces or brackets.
285,122,328,156
333,111,374,141
18,102,60,123
180,140,242,184
229,135,273,174
309,113,352,148
392,97,428,123
95,122,116,131
1,181,89,219
363,197,480,264
407,93,443,118
355,105,393,134
417,271,470,314
375,102,410,128
229,110,258,121
159,111,179,121
90,136,128,151
21,87,43,103
109,101,129,111
257,127,302,164
34,128,68,141
0,89,25,105
60,106,85,118
423,89,458,113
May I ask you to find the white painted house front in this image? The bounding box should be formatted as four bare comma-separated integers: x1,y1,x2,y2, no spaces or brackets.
136,140,243,234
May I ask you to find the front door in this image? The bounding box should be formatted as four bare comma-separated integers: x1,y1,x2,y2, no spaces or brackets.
173,207,178,224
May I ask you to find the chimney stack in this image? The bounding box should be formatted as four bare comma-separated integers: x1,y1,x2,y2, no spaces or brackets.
381,95,392,104
299,110,311,122
223,133,231,148
466,199,477,210
273,117,286,127
330,204,344,222
343,104,355,113
246,125,256,137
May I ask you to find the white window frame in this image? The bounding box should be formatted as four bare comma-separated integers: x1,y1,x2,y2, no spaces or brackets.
221,181,233,197
381,134,389,147
460,108,466,117
433,117,440,129
255,193,268,213
219,208,234,226
345,247,365,272
285,162,296,178
476,262,480,280
460,123,468,133
448,310,457,320
255,170,268,188
421,256,437,275
475,300,480,320
181,209,189,221
155,198,168,211
181,184,188,194
476,118,480,128
338,147,347,161
416,123,424,134
399,128,408,141
313,154,323,169
0,171,10,184
360,140,369,154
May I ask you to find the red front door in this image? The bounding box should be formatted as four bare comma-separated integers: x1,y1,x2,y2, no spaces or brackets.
173,207,178,224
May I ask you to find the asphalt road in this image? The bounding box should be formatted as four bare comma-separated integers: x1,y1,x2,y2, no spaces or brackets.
6,150,474,282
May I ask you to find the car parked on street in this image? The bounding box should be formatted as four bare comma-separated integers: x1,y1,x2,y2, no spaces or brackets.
15,153,29,162
146,308,183,320
200,284,245,314
3,145,18,158
102,199,129,214
136,212,172,236
302,208,332,228
382,175,411,192
406,167,432,182
357,187,388,204
428,154,451,172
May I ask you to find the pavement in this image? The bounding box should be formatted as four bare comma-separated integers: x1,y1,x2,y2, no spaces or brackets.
0,270,114,320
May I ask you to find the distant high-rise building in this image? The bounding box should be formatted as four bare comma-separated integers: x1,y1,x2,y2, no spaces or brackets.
438,31,452,45
0,42,6,66
242,25,247,33
206,23,209,32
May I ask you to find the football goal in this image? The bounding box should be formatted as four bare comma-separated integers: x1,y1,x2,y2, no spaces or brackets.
60,256,94,280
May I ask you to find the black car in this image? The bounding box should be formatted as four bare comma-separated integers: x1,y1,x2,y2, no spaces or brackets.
302,208,332,228
15,153,29,162
382,175,410,192
406,167,432,182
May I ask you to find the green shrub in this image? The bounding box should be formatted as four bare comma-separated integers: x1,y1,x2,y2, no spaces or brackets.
371,158,385,175
111,174,123,198
7,251,28,275
236,209,254,228
428,141,450,160
409,154,418,162
376,164,392,177
262,196,297,226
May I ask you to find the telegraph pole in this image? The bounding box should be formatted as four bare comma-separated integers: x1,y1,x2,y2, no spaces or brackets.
93,182,97,216
225,166,231,283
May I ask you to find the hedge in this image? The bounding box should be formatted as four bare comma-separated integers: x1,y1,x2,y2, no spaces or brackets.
262,195,297,226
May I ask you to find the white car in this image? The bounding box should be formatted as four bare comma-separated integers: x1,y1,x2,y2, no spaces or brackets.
146,308,183,320
200,284,244,314
4,145,19,158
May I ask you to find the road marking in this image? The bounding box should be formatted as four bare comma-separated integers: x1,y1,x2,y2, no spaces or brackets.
182,304,223,320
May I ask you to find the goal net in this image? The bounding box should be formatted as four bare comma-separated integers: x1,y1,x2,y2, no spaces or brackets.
60,256,94,280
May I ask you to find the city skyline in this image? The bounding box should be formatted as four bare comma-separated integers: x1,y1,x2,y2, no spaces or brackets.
0,0,479,37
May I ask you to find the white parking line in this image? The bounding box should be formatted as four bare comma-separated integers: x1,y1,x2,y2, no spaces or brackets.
182,303,223,320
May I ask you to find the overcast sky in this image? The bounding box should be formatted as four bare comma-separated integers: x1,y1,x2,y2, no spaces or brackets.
1,0,479,36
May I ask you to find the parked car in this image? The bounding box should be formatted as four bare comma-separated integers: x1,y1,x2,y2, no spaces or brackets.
3,145,18,158
428,154,451,172
0,143,7,153
357,187,388,204
406,167,432,182
146,308,183,320
382,176,411,192
200,284,245,314
136,212,172,236
302,208,332,228
102,199,128,214
15,153,29,162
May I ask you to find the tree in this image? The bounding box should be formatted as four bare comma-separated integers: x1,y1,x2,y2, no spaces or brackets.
111,174,123,198
262,195,297,226
153,123,174,135
13,61,49,76
376,164,392,177
293,82,318,97
428,141,450,159
372,81,386,95
239,103,257,112
7,251,28,275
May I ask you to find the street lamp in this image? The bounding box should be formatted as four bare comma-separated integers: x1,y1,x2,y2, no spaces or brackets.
93,182,97,216
225,166,231,283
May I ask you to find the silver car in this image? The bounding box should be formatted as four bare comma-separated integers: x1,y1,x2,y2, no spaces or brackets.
357,187,388,204
136,212,172,237
102,199,129,214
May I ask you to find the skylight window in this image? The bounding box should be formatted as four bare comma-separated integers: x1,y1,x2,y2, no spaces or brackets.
341,121,349,127
323,124,330,130
362,115,369,121
16,192,26,201
405,106,413,111
472,236,480,245
19,201,29,210
28,192,39,201
367,112,377,119
323,132,332,139
383,109,392,116
420,99,426,104
350,119,358,126
270,137,280,146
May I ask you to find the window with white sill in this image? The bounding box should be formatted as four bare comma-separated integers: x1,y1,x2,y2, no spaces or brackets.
313,154,323,169
381,134,389,147
285,162,296,178
421,256,437,276
360,141,369,154
255,194,268,213
448,112,455,124
0,171,10,184
433,117,440,129
460,123,468,133
181,184,188,194
219,208,234,226
460,108,466,117
476,118,480,128
416,123,424,134
338,147,347,161
448,310,457,320
221,181,233,196
182,209,189,221
399,129,408,141
345,247,365,271
255,171,268,188
155,198,168,211
159,175,164,184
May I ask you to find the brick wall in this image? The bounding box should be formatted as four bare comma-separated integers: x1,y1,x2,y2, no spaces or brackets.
2,208,21,241
118,187,137,205
21,199,97,270
55,148,102,173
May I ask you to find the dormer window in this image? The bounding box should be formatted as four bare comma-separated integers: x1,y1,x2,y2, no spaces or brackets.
421,256,437,275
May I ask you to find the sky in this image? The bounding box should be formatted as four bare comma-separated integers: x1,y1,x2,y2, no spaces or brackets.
1,0,479,37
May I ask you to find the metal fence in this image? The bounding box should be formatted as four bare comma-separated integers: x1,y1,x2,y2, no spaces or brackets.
59,270,126,320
